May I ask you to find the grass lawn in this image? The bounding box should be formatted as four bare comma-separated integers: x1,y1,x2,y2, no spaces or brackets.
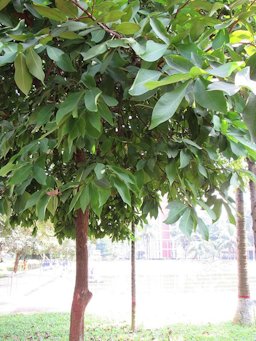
0,313,256,340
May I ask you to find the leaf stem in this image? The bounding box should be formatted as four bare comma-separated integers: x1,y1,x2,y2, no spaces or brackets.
71,0,122,38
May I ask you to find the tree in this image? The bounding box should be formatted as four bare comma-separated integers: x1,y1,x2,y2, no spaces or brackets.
131,220,136,332
233,188,253,325
247,159,256,258
2,225,41,272
1,1,256,339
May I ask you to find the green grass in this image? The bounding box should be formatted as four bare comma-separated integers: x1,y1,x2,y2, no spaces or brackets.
0,313,256,340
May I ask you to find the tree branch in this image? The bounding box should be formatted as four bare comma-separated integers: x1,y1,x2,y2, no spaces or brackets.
174,0,190,19
71,0,122,39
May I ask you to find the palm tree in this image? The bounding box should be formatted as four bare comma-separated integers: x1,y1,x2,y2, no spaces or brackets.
248,158,256,259
233,188,253,325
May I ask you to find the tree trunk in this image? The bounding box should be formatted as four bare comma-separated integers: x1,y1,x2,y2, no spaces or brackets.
131,221,136,332
13,252,21,273
233,188,253,325
69,209,92,341
247,158,256,259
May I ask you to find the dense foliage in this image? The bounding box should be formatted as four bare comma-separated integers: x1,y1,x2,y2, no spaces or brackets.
0,0,256,241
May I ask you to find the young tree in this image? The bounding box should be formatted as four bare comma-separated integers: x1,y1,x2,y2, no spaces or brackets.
1,1,256,339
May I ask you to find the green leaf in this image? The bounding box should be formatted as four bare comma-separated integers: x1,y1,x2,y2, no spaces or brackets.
212,29,229,50
69,190,82,213
46,46,63,61
47,46,75,72
98,187,111,207
197,217,209,240
207,62,244,78
103,10,125,23
56,54,76,72
98,101,114,126
242,93,256,143
25,191,44,210
47,196,58,215
140,40,168,62
198,200,216,221
115,22,140,35
194,79,227,113
87,111,101,132
179,150,191,169
106,39,130,48
113,177,131,206
165,54,194,73
0,51,17,67
235,67,256,95
36,195,50,221
30,104,55,125
14,53,33,95
90,183,101,217
179,208,194,237
79,186,90,213
149,17,170,45
230,30,253,44
146,73,191,90
102,95,118,107
84,87,102,112
165,160,177,186
9,164,33,185
183,139,201,149
129,69,161,96
150,81,189,129
208,81,239,96
0,162,15,176
94,163,105,180
198,164,207,178
33,4,67,22
55,0,78,17
81,43,107,61
56,91,84,124
165,200,187,224
25,48,45,83
224,202,236,225
33,165,47,185
0,0,11,11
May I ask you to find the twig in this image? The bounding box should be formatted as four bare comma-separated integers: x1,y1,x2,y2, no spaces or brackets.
249,0,256,9
71,0,122,38
228,19,239,33
174,0,190,19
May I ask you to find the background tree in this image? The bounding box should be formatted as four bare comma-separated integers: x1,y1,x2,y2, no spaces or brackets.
1,1,256,340
3,226,41,272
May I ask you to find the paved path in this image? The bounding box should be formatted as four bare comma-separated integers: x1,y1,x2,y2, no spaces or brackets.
0,260,256,327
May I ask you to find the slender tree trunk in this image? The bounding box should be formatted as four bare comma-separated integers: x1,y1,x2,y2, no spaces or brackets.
69,209,92,341
13,252,21,273
247,158,256,259
233,188,253,325
131,221,136,332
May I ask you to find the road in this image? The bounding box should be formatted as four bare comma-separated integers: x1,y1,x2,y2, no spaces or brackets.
0,260,256,327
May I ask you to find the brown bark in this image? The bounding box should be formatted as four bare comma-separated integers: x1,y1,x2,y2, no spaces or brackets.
13,252,21,273
247,158,256,259
236,188,250,299
233,188,253,325
69,209,92,341
131,222,136,332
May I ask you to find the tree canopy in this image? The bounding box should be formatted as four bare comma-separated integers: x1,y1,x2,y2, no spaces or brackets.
0,0,256,240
